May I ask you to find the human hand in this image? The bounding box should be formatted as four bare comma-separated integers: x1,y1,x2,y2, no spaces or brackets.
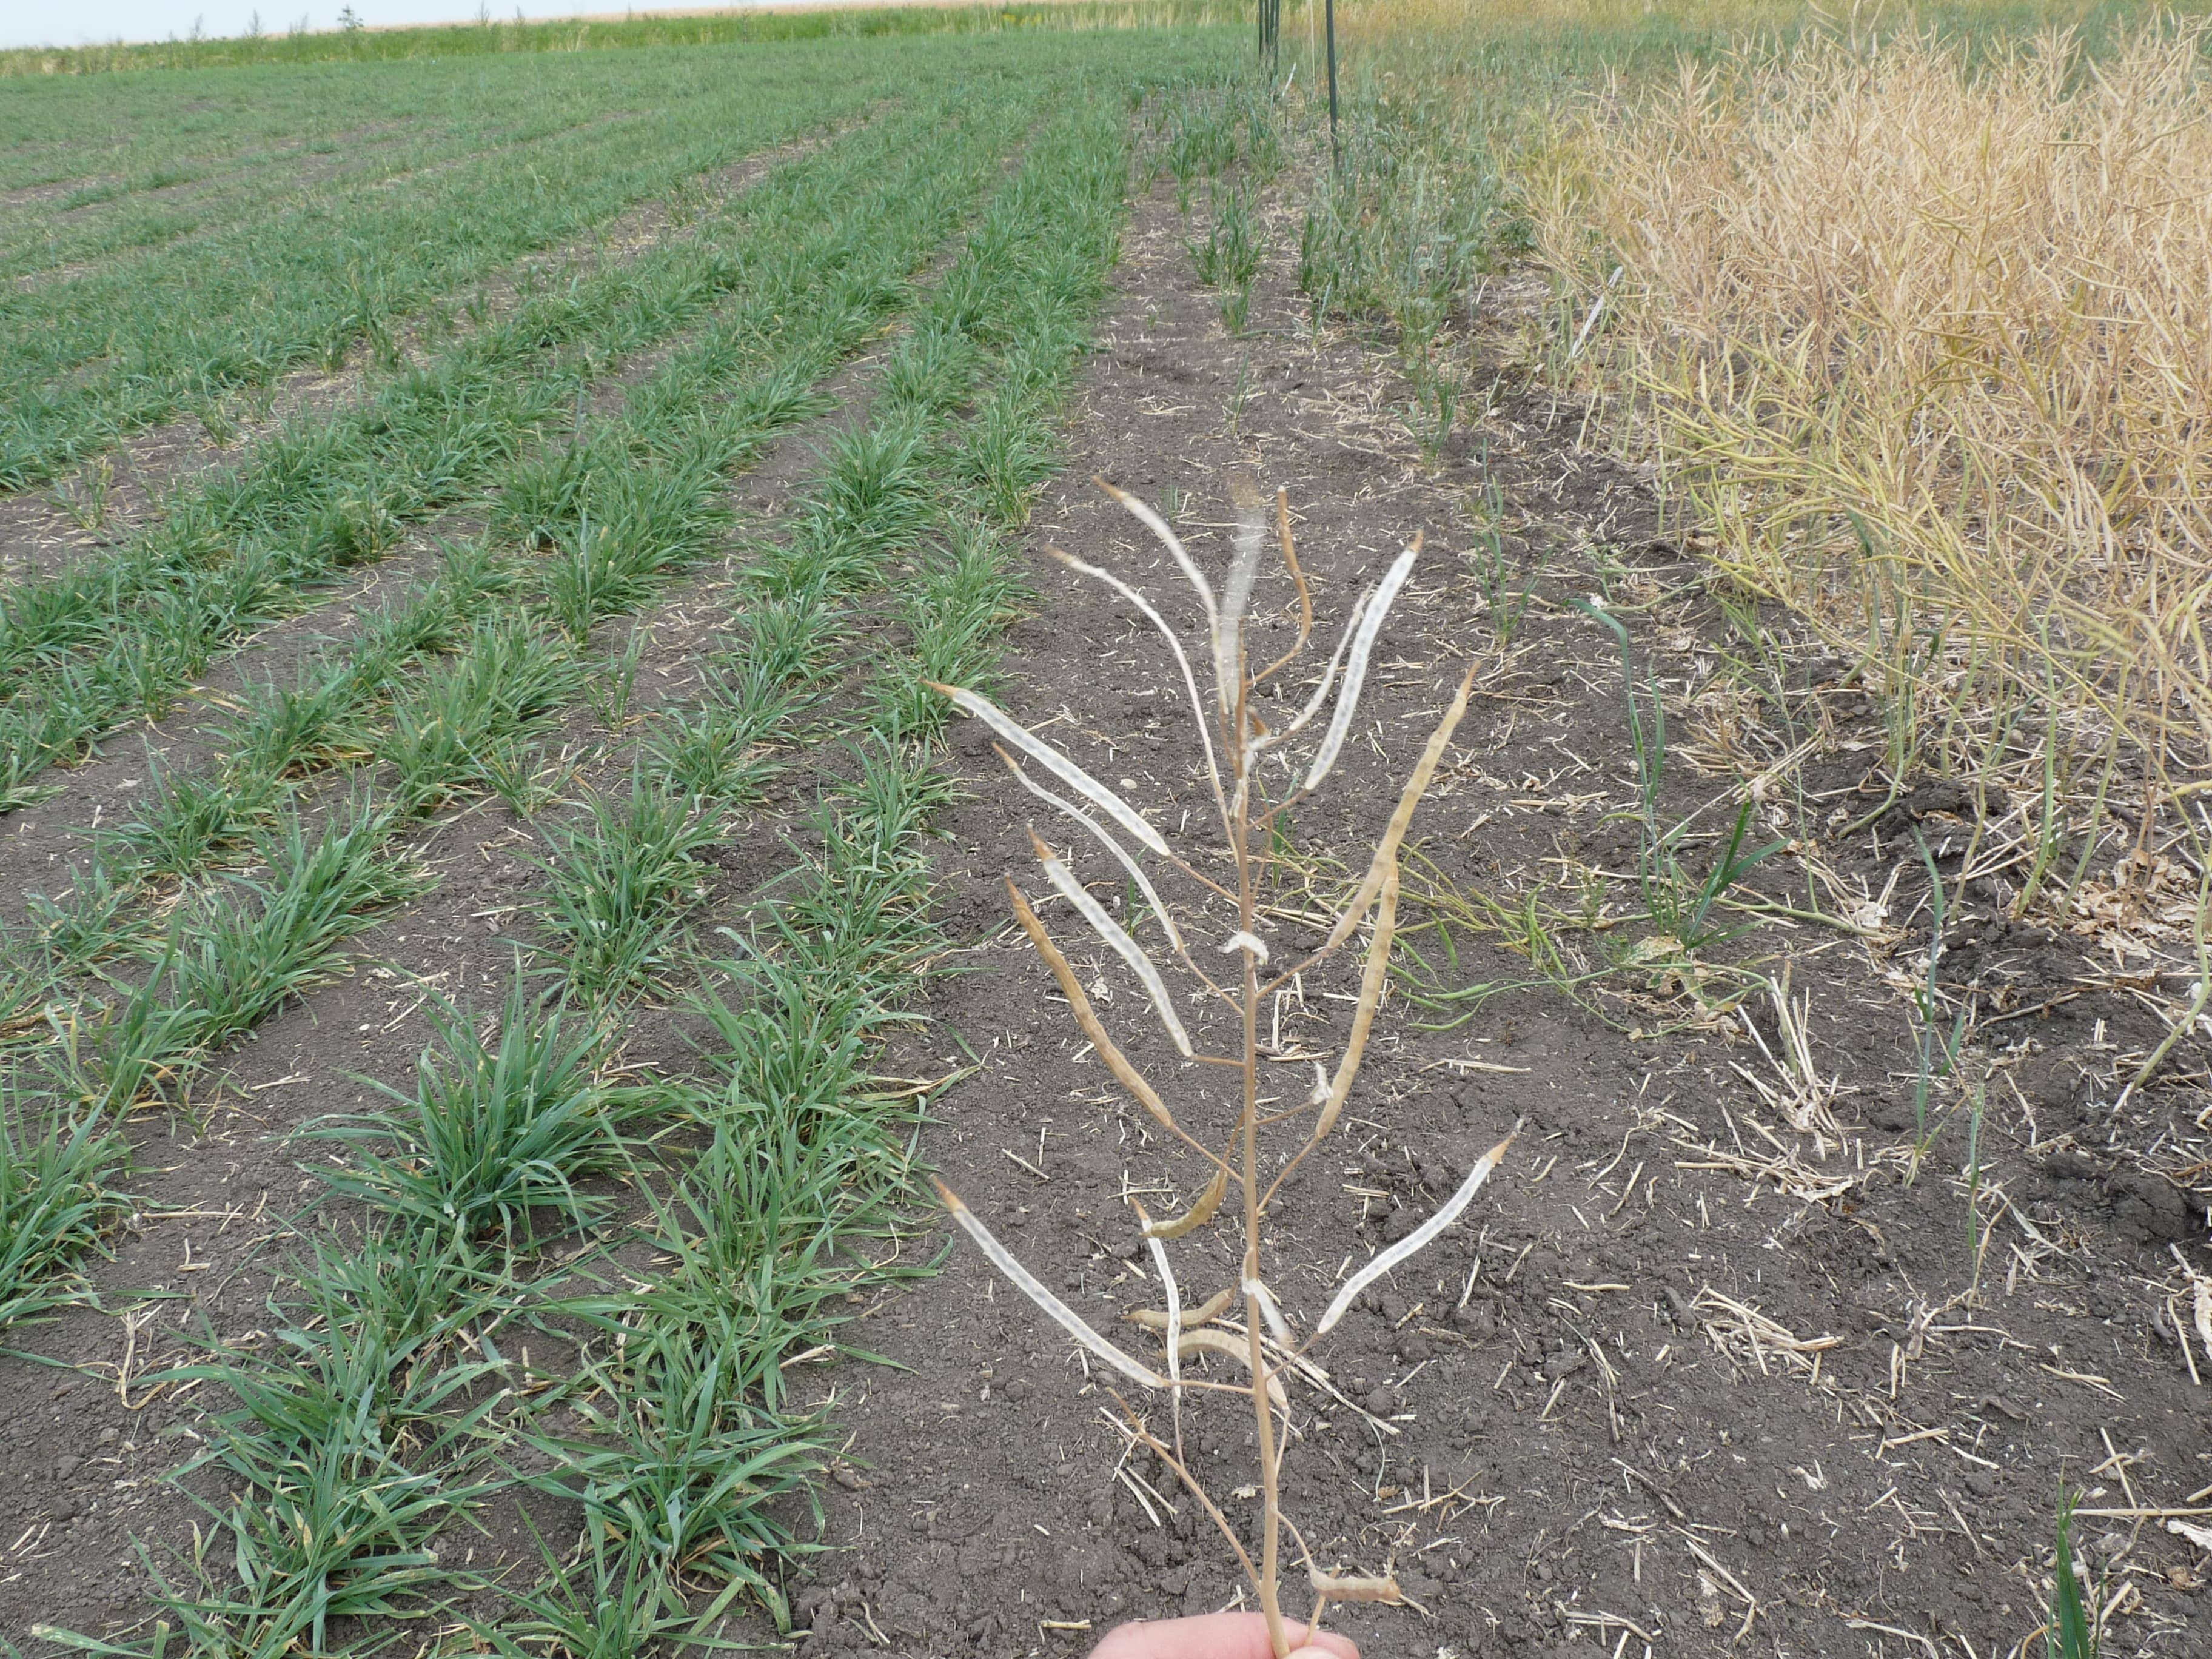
1088,1611,1359,1659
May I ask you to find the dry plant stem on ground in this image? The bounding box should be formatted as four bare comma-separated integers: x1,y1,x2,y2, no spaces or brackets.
932,480,1515,1656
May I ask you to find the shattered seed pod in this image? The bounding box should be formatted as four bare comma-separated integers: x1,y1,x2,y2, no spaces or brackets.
1310,1566,1406,1605
1219,929,1270,963
1143,1166,1228,1239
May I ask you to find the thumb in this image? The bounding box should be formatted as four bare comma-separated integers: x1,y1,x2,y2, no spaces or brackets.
1279,1621,1358,1659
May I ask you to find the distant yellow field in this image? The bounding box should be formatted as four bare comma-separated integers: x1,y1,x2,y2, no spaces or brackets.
1527,15,2212,789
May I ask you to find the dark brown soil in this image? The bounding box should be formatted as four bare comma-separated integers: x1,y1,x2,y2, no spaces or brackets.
4,137,2209,1659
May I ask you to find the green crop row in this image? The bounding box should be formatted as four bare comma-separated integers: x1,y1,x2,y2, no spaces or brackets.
0,54,1078,1375
455,73,1139,1646
0,49,896,489
0,62,661,280
16,59,1162,1653
0,91,1038,811
0,68,1041,1084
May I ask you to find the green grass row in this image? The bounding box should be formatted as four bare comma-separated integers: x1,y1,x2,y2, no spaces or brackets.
0,65,1061,1406
0,63,1044,1084
15,58,1164,1655
0,86,1052,811
0,47,905,491
0,58,720,284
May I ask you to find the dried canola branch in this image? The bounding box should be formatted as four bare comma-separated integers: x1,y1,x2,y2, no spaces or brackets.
933,475,1515,1655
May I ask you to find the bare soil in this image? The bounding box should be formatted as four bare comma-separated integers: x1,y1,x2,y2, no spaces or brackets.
4,149,2208,1659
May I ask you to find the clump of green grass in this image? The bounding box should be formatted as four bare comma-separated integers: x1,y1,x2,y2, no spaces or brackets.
773,418,933,594
956,387,1061,521
28,851,158,973
112,756,284,879
531,779,718,1005
309,972,629,1245
168,802,424,1051
379,616,584,809
1156,81,1273,209
542,461,726,643
514,1321,823,1643
0,1085,129,1330
643,656,802,803
768,747,950,991
54,970,201,1116
879,318,984,415
1191,184,1261,332
144,1235,510,1655
870,517,1024,732
1578,599,1782,959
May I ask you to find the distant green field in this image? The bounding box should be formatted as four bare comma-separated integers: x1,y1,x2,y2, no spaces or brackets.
0,0,1241,75
0,27,1229,492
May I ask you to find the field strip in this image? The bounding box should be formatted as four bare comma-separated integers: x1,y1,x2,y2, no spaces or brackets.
0,104,628,292
446,85,1136,1642
0,58,1048,1627
0,67,1164,1649
0,89,1050,1094
0,55,890,494
0,95,1037,817
0,89,1049,1073
0,110,884,589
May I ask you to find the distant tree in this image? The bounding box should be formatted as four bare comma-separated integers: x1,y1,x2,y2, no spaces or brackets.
337,5,363,30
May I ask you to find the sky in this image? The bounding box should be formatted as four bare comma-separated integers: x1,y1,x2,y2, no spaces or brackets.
2,0,734,52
